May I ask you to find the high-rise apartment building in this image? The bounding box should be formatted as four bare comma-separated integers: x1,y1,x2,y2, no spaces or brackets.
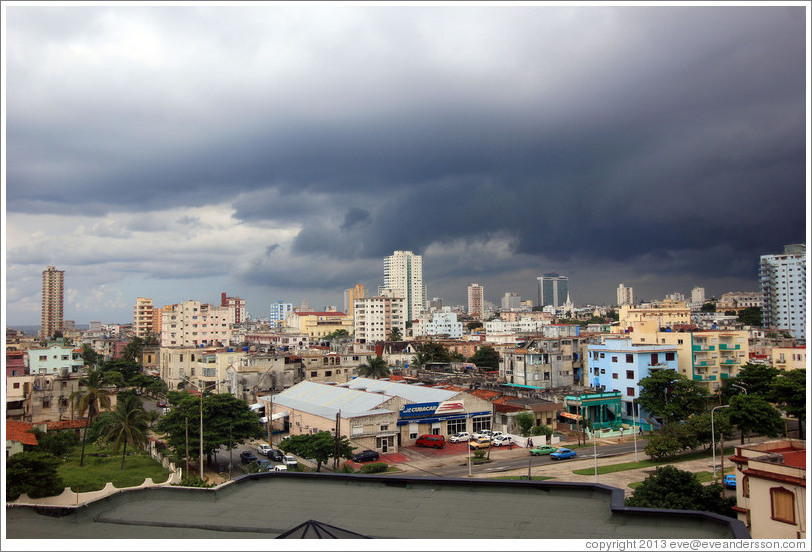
691,286,706,307
41,266,64,340
617,284,634,307
161,300,232,347
501,292,523,310
383,250,424,322
760,244,806,341
353,290,406,343
343,284,366,318
467,283,484,320
537,273,568,308
221,292,246,324
133,297,154,339
270,300,294,329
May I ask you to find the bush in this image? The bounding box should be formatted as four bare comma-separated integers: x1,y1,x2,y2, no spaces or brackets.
30,429,80,457
358,462,389,474
340,463,355,473
532,424,553,437
473,450,486,460
173,475,216,488
7,451,66,500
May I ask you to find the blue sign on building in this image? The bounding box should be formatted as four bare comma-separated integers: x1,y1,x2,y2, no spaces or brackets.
400,402,441,419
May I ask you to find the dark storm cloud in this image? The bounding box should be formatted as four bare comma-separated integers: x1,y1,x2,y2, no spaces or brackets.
5,5,807,313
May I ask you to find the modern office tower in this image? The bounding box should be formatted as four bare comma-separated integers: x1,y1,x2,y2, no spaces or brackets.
353,290,406,343
343,284,366,318
221,292,246,324
760,244,806,341
133,297,154,339
501,292,522,310
617,284,634,307
383,250,424,322
691,287,706,307
467,283,484,320
537,272,568,308
270,300,294,329
41,266,64,340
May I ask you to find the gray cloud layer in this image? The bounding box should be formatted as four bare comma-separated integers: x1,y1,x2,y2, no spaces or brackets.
5,5,807,323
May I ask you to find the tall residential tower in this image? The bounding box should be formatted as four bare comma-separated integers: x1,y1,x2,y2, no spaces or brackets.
383,250,424,322
41,266,64,340
760,244,806,341
467,283,484,320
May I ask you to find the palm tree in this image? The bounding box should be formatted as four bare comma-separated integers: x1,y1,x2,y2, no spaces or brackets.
411,351,430,371
104,394,149,470
387,327,403,341
357,356,390,379
71,368,112,466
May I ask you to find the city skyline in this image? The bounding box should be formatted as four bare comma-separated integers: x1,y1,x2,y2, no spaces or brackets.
4,4,809,325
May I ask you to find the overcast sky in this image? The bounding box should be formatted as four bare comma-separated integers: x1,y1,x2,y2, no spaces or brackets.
3,3,809,326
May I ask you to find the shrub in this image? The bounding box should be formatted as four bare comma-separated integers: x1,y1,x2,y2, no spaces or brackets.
340,462,355,473
532,424,553,437
473,450,486,460
7,451,65,500
172,475,216,488
358,462,388,474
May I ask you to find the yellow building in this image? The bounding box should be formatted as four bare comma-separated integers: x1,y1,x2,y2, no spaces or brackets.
630,328,749,393
771,346,806,371
618,303,691,332
285,311,353,339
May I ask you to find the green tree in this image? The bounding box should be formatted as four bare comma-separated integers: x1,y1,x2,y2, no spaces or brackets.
637,369,708,424
411,351,430,371
143,331,160,347
357,356,390,379
100,358,142,385
323,329,350,342
515,412,535,437
81,343,100,368
71,367,113,467
683,411,734,450
736,307,762,327
6,451,66,501
466,321,483,332
279,431,355,472
121,337,145,364
643,423,696,460
469,346,500,370
728,394,784,444
721,363,778,402
156,392,264,468
700,302,716,313
416,341,452,364
147,378,169,400
104,394,149,470
531,424,553,437
29,428,80,457
771,369,806,434
625,465,735,517
387,327,403,341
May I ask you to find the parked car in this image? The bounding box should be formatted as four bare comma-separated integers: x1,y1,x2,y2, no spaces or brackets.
550,448,577,461
489,431,505,440
469,438,492,450
491,435,513,447
529,445,558,456
254,459,272,472
472,430,493,440
449,432,471,443
416,434,446,449
724,474,737,489
353,450,380,463
271,464,287,472
282,454,298,467
240,451,258,464
257,444,273,456
156,400,167,408
267,449,285,462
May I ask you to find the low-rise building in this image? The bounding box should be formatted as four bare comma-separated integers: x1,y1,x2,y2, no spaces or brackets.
771,346,806,371
729,439,805,539
26,343,83,376
500,336,585,389
286,311,353,340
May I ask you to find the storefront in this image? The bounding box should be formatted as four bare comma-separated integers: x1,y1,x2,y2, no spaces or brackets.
397,399,492,443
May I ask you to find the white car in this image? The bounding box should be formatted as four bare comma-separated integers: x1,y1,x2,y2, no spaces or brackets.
472,430,493,440
283,454,298,467
492,435,513,447
449,432,471,443
489,431,505,440
271,464,287,472
257,444,272,456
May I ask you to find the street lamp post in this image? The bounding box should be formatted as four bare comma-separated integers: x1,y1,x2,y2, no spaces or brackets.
711,404,730,482
632,398,639,463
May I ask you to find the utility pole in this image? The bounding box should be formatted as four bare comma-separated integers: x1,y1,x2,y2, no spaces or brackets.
185,416,189,478
199,392,204,480
333,410,341,470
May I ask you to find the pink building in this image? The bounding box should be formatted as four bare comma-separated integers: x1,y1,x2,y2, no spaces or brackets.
6,350,27,378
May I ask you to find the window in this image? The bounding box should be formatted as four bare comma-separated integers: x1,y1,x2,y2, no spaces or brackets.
612,373,618,379
471,416,491,433
626,354,633,363
742,476,749,498
612,356,618,363
310,371,318,377
600,353,605,358
770,487,795,524
13,382,20,389
447,418,466,434
325,371,332,377
42,400,50,409
626,388,635,397
352,425,363,435
666,352,675,361
626,370,635,379
650,354,659,365
39,355,47,361
380,424,389,431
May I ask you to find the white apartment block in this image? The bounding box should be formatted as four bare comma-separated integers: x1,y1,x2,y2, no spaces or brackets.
383,250,424,322
467,283,484,320
485,318,551,334
354,292,406,343
760,244,806,341
617,284,634,306
133,297,154,339
161,300,232,347
420,312,464,339
269,300,294,329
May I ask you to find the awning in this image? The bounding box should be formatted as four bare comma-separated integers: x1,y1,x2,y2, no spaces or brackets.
559,412,582,421
272,411,290,421
249,403,264,411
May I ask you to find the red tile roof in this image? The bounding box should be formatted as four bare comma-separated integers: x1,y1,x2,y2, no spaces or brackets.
389,374,405,381
6,421,38,446
47,420,88,431
470,389,501,401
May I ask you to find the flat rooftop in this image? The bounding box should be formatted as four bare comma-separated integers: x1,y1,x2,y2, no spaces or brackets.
6,473,748,540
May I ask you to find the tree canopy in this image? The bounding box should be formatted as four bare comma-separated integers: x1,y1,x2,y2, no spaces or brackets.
736,307,762,327
625,465,735,517
771,369,805,430
728,394,784,444
469,346,500,370
155,392,264,464
515,412,535,437
636,369,708,424
387,327,403,341
279,431,355,471
357,356,390,379
104,394,149,470
6,451,66,501
721,363,779,401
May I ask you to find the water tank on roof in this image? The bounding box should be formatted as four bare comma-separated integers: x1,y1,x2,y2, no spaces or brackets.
243,347,248,351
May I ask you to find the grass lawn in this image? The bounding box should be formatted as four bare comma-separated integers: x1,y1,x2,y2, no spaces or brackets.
59,442,170,492
572,446,736,476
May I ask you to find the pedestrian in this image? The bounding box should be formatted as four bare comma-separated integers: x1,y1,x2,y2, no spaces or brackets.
527,438,533,448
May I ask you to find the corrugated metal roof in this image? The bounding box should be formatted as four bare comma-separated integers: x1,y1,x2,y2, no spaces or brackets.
339,378,456,403
270,381,394,419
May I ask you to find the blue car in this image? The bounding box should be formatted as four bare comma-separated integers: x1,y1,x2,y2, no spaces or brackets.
724,474,736,489
550,448,576,461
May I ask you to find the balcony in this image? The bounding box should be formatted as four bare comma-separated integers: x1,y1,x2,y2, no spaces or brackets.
718,343,741,351
721,359,739,365
692,345,715,352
